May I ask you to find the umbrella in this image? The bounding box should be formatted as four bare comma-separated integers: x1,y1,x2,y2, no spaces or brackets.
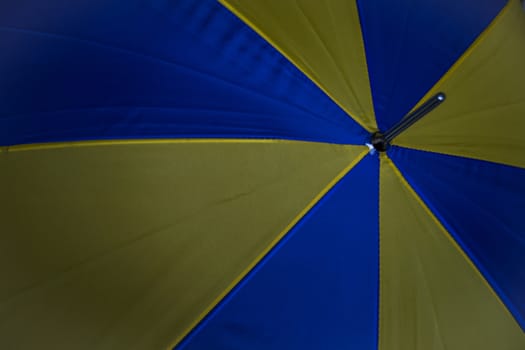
1,0,524,349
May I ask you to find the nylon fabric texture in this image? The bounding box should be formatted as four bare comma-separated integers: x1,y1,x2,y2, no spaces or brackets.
0,0,524,349
0,0,365,146
0,141,364,349
379,156,525,350
356,0,506,131
220,0,377,131
390,146,525,329
176,155,379,350
395,0,525,168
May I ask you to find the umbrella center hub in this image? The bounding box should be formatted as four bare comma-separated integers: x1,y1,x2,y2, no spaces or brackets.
370,132,389,152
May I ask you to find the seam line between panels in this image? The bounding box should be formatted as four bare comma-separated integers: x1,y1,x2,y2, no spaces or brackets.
167,149,370,350
355,0,378,132
389,0,511,123
384,155,520,327
376,154,383,350
2,138,333,153
218,0,373,133
389,144,525,171
293,1,374,131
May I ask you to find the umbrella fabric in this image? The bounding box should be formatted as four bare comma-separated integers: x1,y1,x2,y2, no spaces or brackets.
1,0,524,349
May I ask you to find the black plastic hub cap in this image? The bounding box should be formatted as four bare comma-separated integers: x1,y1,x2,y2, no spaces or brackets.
370,132,389,152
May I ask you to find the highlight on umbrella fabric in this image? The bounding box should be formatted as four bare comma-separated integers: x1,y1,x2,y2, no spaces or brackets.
0,0,524,349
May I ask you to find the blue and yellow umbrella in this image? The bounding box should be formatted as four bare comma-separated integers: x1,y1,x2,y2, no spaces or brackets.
1,0,524,349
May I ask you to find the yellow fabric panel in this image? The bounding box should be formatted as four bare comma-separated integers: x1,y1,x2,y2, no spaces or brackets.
379,156,525,350
395,0,525,169
220,0,376,131
0,140,365,350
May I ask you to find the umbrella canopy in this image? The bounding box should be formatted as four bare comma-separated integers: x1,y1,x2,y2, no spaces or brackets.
1,0,524,349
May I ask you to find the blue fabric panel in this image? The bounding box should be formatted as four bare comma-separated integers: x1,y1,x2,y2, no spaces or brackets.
176,155,379,350
357,0,507,131
390,146,525,330
0,0,365,146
